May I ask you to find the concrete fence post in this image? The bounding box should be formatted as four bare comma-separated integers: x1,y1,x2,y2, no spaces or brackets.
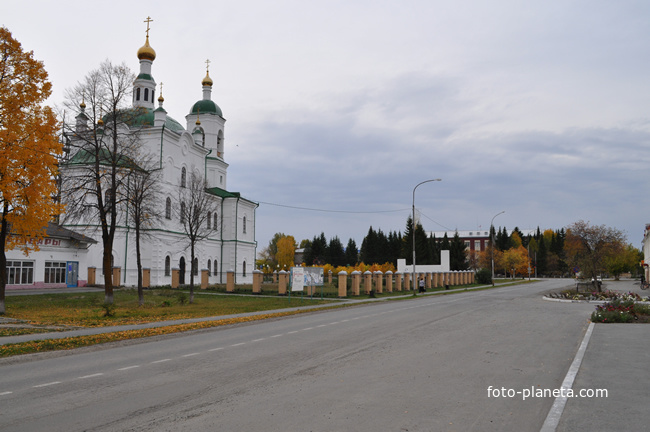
226,269,235,292
338,271,348,297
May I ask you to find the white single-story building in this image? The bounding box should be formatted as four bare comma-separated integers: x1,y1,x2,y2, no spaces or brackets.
5,223,97,290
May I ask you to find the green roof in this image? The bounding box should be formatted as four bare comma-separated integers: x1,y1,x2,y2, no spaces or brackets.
206,187,240,198
103,108,184,132
136,73,154,81
66,148,141,170
190,99,223,117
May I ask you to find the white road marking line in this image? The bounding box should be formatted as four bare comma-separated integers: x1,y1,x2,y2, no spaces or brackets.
78,373,104,379
270,334,283,338
287,331,299,334
251,338,265,342
540,322,595,432
317,324,327,328
208,347,224,352
151,358,172,363
33,381,61,388
0,391,12,396
230,342,245,347
118,365,140,371
182,352,200,357
340,319,350,322
302,327,314,331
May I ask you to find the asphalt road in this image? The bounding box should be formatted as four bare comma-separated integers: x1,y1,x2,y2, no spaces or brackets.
0,280,632,431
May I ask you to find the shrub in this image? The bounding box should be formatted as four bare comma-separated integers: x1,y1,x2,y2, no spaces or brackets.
476,268,492,285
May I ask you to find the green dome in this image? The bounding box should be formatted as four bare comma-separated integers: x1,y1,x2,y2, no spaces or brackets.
190,99,223,117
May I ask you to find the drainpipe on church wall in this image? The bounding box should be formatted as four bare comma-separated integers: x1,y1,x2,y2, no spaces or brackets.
159,124,166,169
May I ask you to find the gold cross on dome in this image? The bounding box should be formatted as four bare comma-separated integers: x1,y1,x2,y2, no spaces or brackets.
144,16,153,37
205,59,211,72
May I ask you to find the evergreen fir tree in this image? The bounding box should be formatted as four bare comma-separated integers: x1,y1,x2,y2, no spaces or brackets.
329,236,346,267
450,232,468,270
345,238,358,266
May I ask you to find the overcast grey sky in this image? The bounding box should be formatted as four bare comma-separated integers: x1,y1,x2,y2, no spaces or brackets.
4,0,650,251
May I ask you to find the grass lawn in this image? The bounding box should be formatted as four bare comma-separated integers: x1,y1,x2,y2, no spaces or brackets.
3,288,335,328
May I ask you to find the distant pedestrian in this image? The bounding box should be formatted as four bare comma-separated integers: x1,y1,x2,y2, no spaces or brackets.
419,278,425,293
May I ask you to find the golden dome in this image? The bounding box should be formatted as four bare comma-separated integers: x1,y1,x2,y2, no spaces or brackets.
137,36,156,61
202,70,213,87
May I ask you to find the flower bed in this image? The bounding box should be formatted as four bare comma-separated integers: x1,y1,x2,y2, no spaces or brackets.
591,298,650,323
547,290,649,302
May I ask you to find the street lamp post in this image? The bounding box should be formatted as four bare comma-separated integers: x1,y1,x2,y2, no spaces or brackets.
412,179,442,296
490,210,505,286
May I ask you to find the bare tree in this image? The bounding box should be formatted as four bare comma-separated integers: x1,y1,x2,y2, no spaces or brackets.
60,60,140,304
177,172,218,303
124,154,162,306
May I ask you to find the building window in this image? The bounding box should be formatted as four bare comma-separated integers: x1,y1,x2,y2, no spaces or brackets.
464,240,470,248
213,259,218,276
144,88,149,101
220,175,223,185
193,257,199,276
165,256,171,276
165,197,171,219
180,202,186,224
6,261,34,285
474,240,481,251
243,216,247,234
136,88,140,101
181,167,186,188
207,260,211,274
44,261,66,284
242,261,247,278
213,212,218,230
207,213,211,229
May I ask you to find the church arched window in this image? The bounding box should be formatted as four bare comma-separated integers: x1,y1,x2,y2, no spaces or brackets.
213,212,218,230
164,256,171,276
136,88,141,101
165,197,171,219
242,261,247,277
207,212,211,229
213,259,218,276
243,216,247,234
144,88,149,101
207,260,211,275
181,167,186,188
193,257,199,276
180,201,186,224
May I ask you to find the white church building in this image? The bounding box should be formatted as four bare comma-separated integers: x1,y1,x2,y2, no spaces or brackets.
62,23,257,286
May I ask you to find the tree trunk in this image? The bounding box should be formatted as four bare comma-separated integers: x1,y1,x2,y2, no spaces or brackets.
189,244,195,304
136,225,143,306
0,212,9,315
103,242,114,304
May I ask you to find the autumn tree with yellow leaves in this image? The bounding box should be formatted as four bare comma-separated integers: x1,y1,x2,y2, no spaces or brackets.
0,28,62,314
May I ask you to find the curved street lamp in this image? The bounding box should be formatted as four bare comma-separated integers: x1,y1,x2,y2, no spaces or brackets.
490,210,505,286
412,179,442,296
